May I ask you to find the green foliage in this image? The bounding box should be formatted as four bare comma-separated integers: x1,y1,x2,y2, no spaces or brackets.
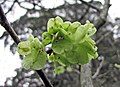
42,16,98,74
17,34,47,70
17,16,98,74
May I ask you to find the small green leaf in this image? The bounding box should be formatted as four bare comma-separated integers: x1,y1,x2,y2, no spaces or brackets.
81,41,98,60
65,44,89,65
22,53,34,70
85,37,96,45
85,21,96,37
34,38,42,49
29,48,38,62
59,28,68,36
52,37,72,54
54,66,65,74
74,25,87,43
28,34,34,42
65,50,79,64
68,21,81,34
57,54,72,66
48,27,60,34
47,18,54,30
55,16,63,25
48,53,55,61
76,44,89,64
87,27,96,37
42,32,52,45
17,41,31,55
31,51,47,70
61,21,71,30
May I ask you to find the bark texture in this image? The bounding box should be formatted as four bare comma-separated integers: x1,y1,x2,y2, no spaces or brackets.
81,62,93,87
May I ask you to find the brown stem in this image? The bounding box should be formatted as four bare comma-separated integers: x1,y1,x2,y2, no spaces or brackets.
79,0,100,12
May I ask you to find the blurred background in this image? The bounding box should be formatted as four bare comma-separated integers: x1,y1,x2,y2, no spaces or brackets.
0,0,120,87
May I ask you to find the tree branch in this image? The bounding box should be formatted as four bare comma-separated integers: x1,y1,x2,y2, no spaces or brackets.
5,0,17,15
0,0,7,5
79,0,94,22
92,56,104,79
81,61,93,87
79,0,100,12
0,5,53,87
96,31,112,44
0,5,20,44
94,0,111,29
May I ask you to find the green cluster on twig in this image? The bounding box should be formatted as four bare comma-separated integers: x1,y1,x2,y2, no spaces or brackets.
17,16,98,74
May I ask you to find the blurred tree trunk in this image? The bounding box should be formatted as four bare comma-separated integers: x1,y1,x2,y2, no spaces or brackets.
80,61,93,87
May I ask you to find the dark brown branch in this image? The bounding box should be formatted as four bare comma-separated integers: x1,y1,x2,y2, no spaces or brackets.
16,0,43,11
0,5,53,87
5,0,17,15
79,7,90,21
94,0,111,29
0,5,20,44
0,0,7,5
16,0,32,10
79,0,100,12
79,0,94,22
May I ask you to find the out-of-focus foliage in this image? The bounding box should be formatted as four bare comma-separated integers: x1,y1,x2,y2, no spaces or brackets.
0,0,120,87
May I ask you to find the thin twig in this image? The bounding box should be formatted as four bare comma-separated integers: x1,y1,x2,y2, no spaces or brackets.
79,0,100,12
0,0,7,5
92,56,104,79
94,0,110,29
92,0,110,80
79,0,93,22
0,5,53,87
96,31,112,44
5,0,17,15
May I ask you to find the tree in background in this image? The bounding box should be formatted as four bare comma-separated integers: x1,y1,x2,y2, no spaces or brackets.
0,0,120,87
